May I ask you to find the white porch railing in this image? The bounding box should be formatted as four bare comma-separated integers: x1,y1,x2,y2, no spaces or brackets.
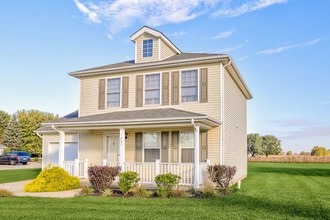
106,160,210,186
63,159,210,186
63,159,88,178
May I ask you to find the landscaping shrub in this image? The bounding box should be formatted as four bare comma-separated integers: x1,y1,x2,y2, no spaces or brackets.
101,189,113,197
118,171,140,195
201,183,217,198
155,173,181,198
88,165,120,193
132,185,152,198
78,185,94,196
207,164,237,189
24,165,80,192
0,188,13,197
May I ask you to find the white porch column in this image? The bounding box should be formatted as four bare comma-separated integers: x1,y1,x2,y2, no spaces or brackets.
119,128,126,172
193,122,200,189
59,130,65,168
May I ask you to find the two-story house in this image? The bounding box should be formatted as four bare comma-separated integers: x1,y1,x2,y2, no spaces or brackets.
37,26,252,188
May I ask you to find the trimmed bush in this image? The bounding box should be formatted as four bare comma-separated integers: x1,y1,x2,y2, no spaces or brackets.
118,171,140,195
24,165,80,192
155,173,181,198
207,164,237,189
88,166,120,193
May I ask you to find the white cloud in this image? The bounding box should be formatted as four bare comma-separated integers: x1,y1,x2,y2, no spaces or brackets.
218,41,248,53
237,56,248,61
74,0,101,23
213,0,288,17
212,29,235,39
73,0,217,33
257,38,321,55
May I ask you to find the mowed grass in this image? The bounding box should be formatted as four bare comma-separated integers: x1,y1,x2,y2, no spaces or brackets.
0,168,41,183
0,163,329,219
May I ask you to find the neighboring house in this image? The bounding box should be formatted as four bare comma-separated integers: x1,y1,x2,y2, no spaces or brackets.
37,26,252,188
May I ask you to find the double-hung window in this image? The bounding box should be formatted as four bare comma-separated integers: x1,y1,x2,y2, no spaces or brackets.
181,69,198,102
144,132,161,162
143,39,153,58
145,73,160,105
107,78,121,107
180,131,194,163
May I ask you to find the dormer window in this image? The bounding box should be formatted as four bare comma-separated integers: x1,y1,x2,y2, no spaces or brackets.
143,39,153,58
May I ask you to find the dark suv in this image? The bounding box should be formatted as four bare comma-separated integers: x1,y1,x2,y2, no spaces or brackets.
0,151,30,165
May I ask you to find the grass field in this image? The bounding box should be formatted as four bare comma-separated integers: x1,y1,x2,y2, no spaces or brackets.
0,168,41,183
0,163,329,219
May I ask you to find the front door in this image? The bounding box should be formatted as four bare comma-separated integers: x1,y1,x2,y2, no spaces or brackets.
105,135,119,164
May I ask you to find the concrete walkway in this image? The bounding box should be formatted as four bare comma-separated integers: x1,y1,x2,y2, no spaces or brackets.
0,180,83,198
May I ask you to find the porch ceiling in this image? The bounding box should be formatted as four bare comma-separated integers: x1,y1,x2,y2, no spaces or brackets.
42,108,220,132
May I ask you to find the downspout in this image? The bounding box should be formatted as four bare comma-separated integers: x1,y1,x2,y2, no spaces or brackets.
35,131,44,169
52,124,65,168
191,119,200,189
220,60,232,165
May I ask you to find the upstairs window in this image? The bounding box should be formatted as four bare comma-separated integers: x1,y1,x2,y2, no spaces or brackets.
145,73,160,105
143,39,153,57
181,69,198,102
107,78,121,107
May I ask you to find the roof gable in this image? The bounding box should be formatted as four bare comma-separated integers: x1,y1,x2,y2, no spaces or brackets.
130,26,181,63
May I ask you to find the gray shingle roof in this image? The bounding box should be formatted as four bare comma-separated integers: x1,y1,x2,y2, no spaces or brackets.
37,108,220,133
69,53,228,77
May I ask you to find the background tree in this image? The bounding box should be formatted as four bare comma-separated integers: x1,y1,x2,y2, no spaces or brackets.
286,151,293,156
0,110,10,145
260,135,282,157
311,146,329,156
3,115,22,151
16,110,58,156
247,133,262,157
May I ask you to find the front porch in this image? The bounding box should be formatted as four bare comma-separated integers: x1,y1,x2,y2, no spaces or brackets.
63,159,211,187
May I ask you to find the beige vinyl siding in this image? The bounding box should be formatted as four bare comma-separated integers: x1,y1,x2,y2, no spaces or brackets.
80,76,99,117
206,127,220,164
160,40,177,60
79,132,104,166
80,63,221,120
223,69,247,181
135,34,159,63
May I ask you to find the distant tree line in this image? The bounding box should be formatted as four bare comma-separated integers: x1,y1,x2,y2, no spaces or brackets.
247,133,282,157
248,133,330,157
0,109,58,156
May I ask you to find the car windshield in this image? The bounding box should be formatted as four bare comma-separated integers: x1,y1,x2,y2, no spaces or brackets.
18,152,29,156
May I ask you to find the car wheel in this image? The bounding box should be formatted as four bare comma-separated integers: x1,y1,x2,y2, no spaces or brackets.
23,162,27,165
10,160,16,165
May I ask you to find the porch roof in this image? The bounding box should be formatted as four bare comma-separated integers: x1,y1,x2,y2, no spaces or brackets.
38,108,220,132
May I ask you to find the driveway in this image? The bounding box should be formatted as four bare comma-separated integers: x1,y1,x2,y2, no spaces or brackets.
0,162,42,170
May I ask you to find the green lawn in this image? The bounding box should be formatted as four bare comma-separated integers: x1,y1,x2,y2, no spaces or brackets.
0,163,329,219
0,168,41,183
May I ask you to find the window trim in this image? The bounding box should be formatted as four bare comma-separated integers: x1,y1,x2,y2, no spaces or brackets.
142,39,153,58
144,73,161,105
106,77,122,108
180,69,199,103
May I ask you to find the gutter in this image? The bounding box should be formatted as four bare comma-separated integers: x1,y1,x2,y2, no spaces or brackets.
220,60,232,165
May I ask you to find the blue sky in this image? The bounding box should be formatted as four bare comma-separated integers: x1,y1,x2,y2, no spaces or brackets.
0,0,329,153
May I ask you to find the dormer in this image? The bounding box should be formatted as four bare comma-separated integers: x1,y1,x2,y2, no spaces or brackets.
130,26,181,64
